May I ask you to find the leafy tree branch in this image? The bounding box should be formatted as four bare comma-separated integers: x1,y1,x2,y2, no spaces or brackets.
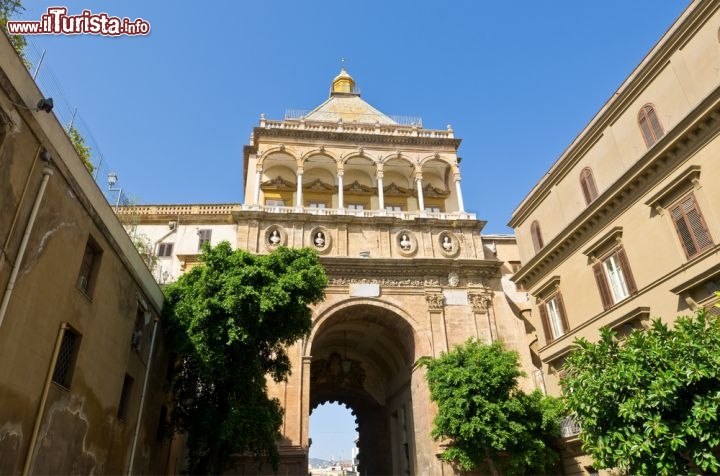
421,339,563,475
562,306,720,475
163,242,327,474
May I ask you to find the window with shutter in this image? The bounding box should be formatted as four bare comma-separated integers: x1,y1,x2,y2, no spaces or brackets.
531,221,544,253
579,168,598,205
670,194,713,259
638,104,665,147
539,293,568,342
593,247,637,309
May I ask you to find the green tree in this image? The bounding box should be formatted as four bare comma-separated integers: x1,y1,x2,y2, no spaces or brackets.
0,0,29,68
561,309,720,475
163,242,327,474
421,339,563,475
65,125,94,174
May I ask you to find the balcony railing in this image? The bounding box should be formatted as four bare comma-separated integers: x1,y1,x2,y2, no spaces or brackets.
240,204,476,221
117,204,476,221
260,118,453,139
559,416,581,438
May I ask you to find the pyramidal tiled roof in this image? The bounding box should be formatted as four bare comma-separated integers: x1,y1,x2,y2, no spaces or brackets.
302,95,398,125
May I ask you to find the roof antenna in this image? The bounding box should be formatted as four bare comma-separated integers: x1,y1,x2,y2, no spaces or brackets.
340,57,345,70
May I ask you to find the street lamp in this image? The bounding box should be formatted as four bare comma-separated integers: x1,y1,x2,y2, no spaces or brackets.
107,172,123,208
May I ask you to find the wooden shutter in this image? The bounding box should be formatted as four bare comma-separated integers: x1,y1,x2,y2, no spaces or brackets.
580,169,598,205
531,221,544,252
616,247,637,295
539,303,552,343
555,293,570,334
647,107,664,140
593,262,613,310
671,195,713,258
671,202,697,257
683,195,713,251
639,105,664,147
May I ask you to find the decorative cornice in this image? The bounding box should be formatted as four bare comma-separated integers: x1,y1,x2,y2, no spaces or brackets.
261,175,295,191
251,126,462,149
303,178,335,192
321,257,501,284
643,164,702,213
422,182,450,198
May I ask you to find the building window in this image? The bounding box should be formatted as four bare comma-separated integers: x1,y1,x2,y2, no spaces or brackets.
197,229,212,251
308,202,326,209
132,304,146,350
347,203,364,210
593,247,637,310
385,204,403,212
117,374,134,421
425,206,441,213
52,328,81,388
670,193,713,259
539,293,569,342
530,221,544,252
579,167,598,205
265,199,286,206
77,237,102,295
157,242,173,257
638,104,664,147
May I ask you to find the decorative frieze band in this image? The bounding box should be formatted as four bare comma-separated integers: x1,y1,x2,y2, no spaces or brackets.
329,277,441,287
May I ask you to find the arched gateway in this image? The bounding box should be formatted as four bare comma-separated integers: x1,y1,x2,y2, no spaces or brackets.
308,301,421,475
125,68,537,475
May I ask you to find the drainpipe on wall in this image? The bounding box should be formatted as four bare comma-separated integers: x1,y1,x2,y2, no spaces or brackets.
22,322,68,476
127,316,160,475
0,152,53,329
1,145,41,272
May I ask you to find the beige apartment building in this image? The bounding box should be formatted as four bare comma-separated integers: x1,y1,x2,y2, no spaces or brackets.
508,0,720,473
124,69,533,475
0,33,174,474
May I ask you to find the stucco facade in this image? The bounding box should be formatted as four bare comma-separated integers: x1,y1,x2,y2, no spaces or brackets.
124,71,532,475
0,33,173,474
508,1,720,474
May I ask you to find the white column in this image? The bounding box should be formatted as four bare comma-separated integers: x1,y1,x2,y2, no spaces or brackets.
296,168,303,209
337,170,344,209
377,172,385,210
416,174,425,212
254,170,262,206
454,174,465,212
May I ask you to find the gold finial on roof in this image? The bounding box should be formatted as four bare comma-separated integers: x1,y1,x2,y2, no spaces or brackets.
331,62,356,96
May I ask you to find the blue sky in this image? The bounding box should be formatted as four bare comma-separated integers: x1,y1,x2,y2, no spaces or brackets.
18,0,689,460
20,1,689,235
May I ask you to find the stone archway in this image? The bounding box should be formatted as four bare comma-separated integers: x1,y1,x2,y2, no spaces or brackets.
309,303,417,476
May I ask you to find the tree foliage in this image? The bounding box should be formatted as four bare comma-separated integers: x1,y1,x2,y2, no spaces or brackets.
65,125,94,174
562,309,720,475
163,242,327,474
421,339,563,475
0,0,29,68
